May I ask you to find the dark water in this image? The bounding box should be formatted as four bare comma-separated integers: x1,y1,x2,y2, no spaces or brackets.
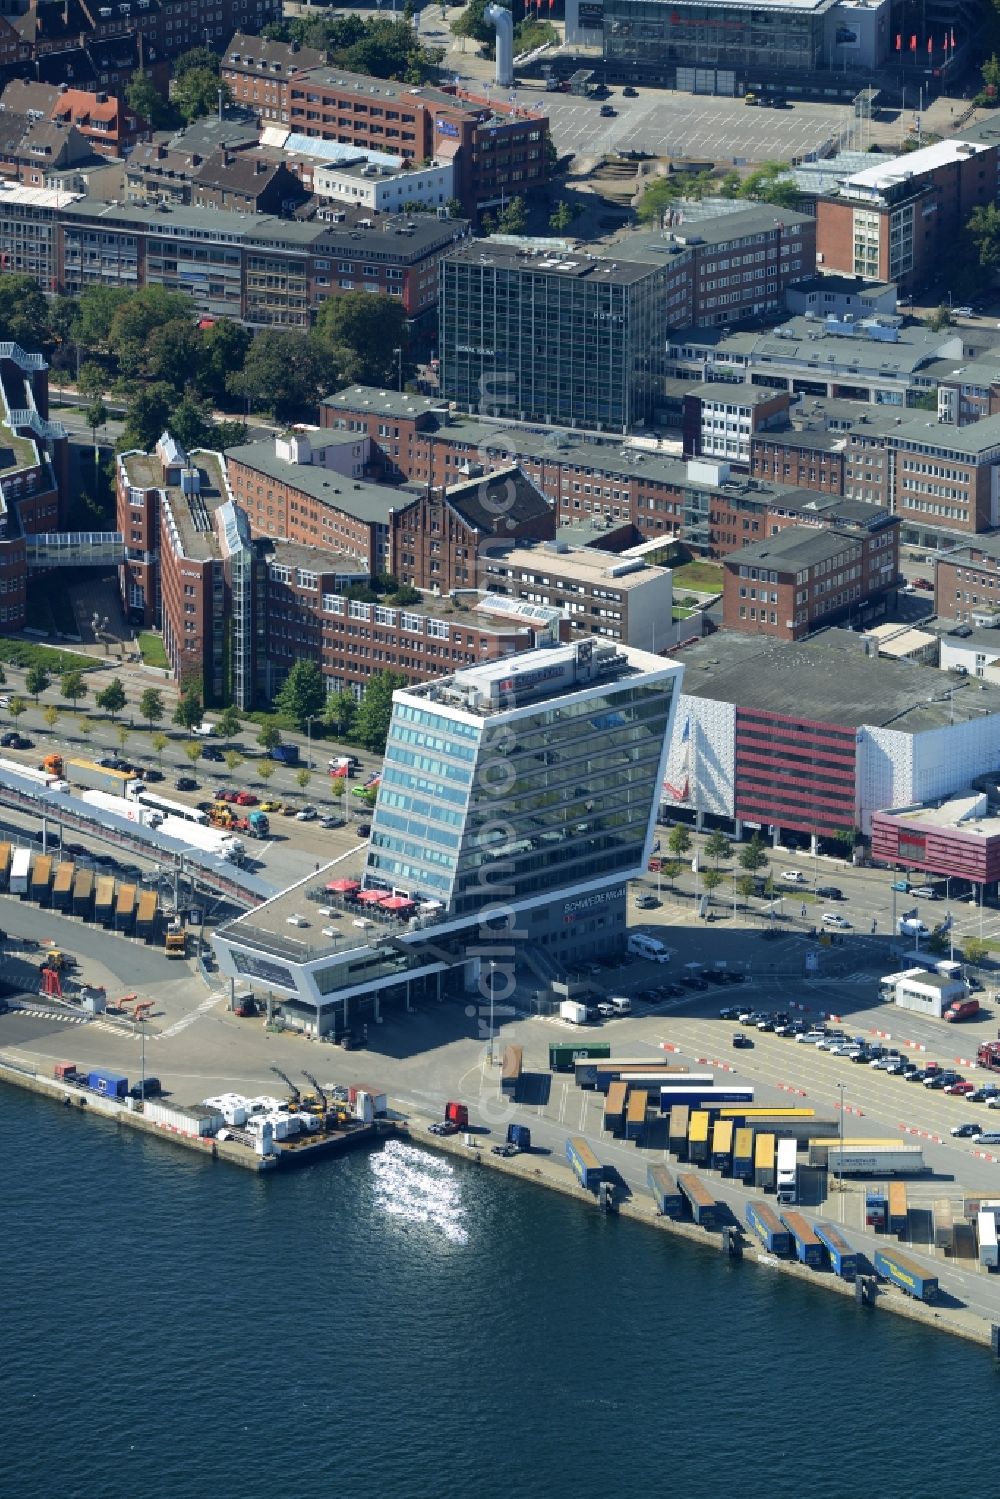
5,1088,995,1499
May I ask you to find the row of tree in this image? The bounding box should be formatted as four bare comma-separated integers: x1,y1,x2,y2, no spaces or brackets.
11,661,406,756
262,11,443,84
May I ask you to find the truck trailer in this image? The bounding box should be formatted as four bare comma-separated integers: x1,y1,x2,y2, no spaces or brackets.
687,1109,710,1166
10,846,30,896
668,1104,690,1160
754,1132,776,1191
824,1144,925,1176
29,854,52,904
566,1136,602,1191
501,1045,523,1100
978,1209,999,1271
549,1043,610,1073
51,861,74,911
95,875,116,926
604,1081,627,1135
732,1126,754,1183
780,1211,825,1268
625,1088,648,1143
647,1163,683,1218
69,759,142,797
776,1137,798,1204
746,1200,790,1255
888,1181,909,1238
873,1248,938,1303
814,1222,858,1280
72,867,94,918
711,1118,734,1174
678,1173,717,1227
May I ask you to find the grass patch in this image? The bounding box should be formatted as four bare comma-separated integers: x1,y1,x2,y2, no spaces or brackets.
138,632,169,670
672,606,695,620
673,561,724,592
0,639,95,672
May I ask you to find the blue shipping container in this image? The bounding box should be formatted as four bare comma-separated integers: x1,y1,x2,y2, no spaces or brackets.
507,1124,531,1150
566,1136,603,1191
271,745,300,766
87,1069,128,1098
873,1248,938,1303
745,1200,792,1255
647,1163,683,1218
814,1222,858,1280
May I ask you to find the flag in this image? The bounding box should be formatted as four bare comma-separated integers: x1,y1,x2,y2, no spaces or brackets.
895,33,901,50
928,36,933,53
951,27,956,46
910,33,917,50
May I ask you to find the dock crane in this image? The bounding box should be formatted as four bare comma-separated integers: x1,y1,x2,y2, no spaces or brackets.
303,1070,350,1128
269,1064,301,1108
302,1071,327,1111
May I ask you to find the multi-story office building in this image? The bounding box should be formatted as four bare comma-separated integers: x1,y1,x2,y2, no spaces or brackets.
721,515,899,641
682,385,791,463
815,138,998,293
438,239,669,433
663,628,1000,842
213,638,681,1034
935,536,1000,624
750,427,847,494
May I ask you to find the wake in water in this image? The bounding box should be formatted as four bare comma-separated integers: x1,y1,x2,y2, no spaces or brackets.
370,1139,468,1245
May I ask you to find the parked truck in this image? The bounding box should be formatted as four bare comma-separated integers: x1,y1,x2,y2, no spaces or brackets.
604,1080,627,1135
746,1200,791,1255
776,1137,798,1204
826,1144,925,1176
164,925,187,958
270,744,300,766
754,1132,776,1192
944,997,980,1022
678,1173,717,1227
69,758,143,797
51,861,74,912
781,1211,825,1268
647,1163,683,1218
873,1248,939,1303
888,1181,908,1238
978,1042,1000,1072
668,1104,690,1161
866,1190,888,1230
978,1207,1000,1271
30,854,52,905
72,867,94,918
501,1045,523,1100
733,1126,754,1183
40,753,63,777
549,1043,610,1073
566,1136,603,1191
559,999,588,1026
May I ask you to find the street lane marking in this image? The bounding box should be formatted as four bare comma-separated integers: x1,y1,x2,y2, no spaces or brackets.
155,993,225,1040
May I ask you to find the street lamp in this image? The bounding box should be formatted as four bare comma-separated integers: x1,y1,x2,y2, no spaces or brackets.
836,1081,845,1193
393,346,403,394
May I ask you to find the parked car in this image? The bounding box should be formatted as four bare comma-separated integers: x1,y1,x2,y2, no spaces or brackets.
891,880,909,892
797,1030,828,1045
945,1080,975,1095
732,1031,753,1048
599,103,616,116
357,823,371,837
719,1005,742,1020
234,790,258,806
201,746,223,762
822,912,852,929
142,768,164,782
951,1121,983,1137
910,886,937,899
319,816,340,829
175,776,198,791
815,886,844,900
634,893,659,909
781,869,806,884
885,1060,909,1076
623,84,638,95
970,1087,1000,1103
129,1077,162,1100
296,807,318,822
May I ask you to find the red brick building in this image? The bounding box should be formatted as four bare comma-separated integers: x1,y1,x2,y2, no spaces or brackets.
221,32,549,218
721,515,899,641
750,428,847,495
392,471,554,594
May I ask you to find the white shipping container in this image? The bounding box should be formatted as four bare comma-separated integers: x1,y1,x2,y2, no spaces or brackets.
144,1100,221,1137
560,1000,588,1026
979,1209,999,1270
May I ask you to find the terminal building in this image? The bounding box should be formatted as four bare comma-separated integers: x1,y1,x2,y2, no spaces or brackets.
212,639,681,1036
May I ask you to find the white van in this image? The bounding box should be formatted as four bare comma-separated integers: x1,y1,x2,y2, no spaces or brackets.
977,1130,1000,1147
611,995,632,1015
627,933,670,963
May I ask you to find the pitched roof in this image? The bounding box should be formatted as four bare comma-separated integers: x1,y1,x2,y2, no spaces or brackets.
442,467,552,534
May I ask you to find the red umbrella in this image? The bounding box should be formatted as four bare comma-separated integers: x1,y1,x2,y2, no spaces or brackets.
380,896,415,912
356,888,391,905
326,878,361,893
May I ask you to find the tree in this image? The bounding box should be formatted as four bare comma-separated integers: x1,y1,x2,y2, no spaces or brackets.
115,725,130,753
705,830,731,866
452,0,509,45
228,330,329,421
667,823,691,859
140,688,165,729
736,874,757,906
183,740,202,766
329,777,345,801
274,660,326,730
60,669,87,708
659,858,681,890
7,695,26,725
739,162,798,208
0,273,50,350
216,705,242,740
96,677,127,722
25,664,50,704
126,70,175,131
108,287,192,376
257,757,277,786
256,721,282,754
967,202,1000,269
964,936,990,965
151,730,168,765
120,382,175,451
174,69,231,124
42,704,59,733
739,832,769,876
718,169,742,197
224,749,244,776
85,397,108,457
296,767,312,792
145,319,203,391
323,689,357,737
548,201,576,233
701,868,723,900
173,693,202,734
353,669,405,752
927,304,953,331
76,714,90,742
197,318,252,404
174,45,222,79
77,361,105,401
496,196,528,234
168,390,212,451
926,924,950,955
312,292,409,389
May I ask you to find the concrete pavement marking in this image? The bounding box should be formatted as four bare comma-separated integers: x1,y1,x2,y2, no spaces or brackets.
155,993,226,1040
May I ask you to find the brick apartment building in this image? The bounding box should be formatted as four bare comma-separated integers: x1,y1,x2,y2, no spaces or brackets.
392,471,553,594
221,33,549,218
721,513,899,641
934,537,1000,624
1,78,149,158
814,138,998,293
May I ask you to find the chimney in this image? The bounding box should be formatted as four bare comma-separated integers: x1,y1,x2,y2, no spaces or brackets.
255,159,266,174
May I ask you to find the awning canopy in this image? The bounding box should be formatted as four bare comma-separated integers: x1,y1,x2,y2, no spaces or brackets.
326,878,361,893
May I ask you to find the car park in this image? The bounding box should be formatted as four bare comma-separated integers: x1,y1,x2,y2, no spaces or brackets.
910,886,937,899
296,806,318,821
822,912,851,929
970,1087,1000,1103
885,1060,909,1076
951,1121,983,1137
201,747,223,762
719,1005,742,1020
797,1030,828,1044
945,1080,975,1095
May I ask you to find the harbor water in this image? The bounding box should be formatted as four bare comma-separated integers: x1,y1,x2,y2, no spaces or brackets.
5,1088,994,1499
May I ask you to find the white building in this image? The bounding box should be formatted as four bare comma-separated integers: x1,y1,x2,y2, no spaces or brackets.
314,156,455,213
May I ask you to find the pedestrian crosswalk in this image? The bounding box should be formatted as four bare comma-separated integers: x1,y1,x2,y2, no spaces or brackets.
14,1005,88,1025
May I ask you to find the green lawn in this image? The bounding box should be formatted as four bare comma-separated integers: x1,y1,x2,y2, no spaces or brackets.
672,561,724,592
0,640,95,672
138,632,169,669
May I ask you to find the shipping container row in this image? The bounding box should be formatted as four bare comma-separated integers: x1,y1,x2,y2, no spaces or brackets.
0,841,160,939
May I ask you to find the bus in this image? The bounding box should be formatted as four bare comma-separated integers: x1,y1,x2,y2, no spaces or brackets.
131,789,209,826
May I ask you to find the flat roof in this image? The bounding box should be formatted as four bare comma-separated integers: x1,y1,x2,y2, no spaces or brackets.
724,525,861,572
887,412,1000,456
843,139,990,193
866,623,938,656
444,237,666,286
224,439,400,525
322,385,445,420
621,203,812,257
490,541,666,588
881,793,1000,837
676,627,1000,732
161,450,230,563
942,626,1000,652
755,426,846,452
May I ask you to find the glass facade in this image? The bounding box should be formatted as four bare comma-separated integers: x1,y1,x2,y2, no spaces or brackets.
603,0,826,72
439,255,668,432
367,672,677,917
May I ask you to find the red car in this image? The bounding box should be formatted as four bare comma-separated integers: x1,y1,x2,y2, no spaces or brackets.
234,790,258,806
216,789,238,804
914,578,934,591
945,1080,974,1095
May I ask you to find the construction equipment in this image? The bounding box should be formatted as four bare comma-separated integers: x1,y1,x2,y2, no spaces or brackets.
164,926,187,958
133,1001,152,1021
40,965,62,997
269,1064,301,1108
302,1070,327,1110
40,754,63,777
235,994,258,1018
115,993,140,1014
43,948,68,971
